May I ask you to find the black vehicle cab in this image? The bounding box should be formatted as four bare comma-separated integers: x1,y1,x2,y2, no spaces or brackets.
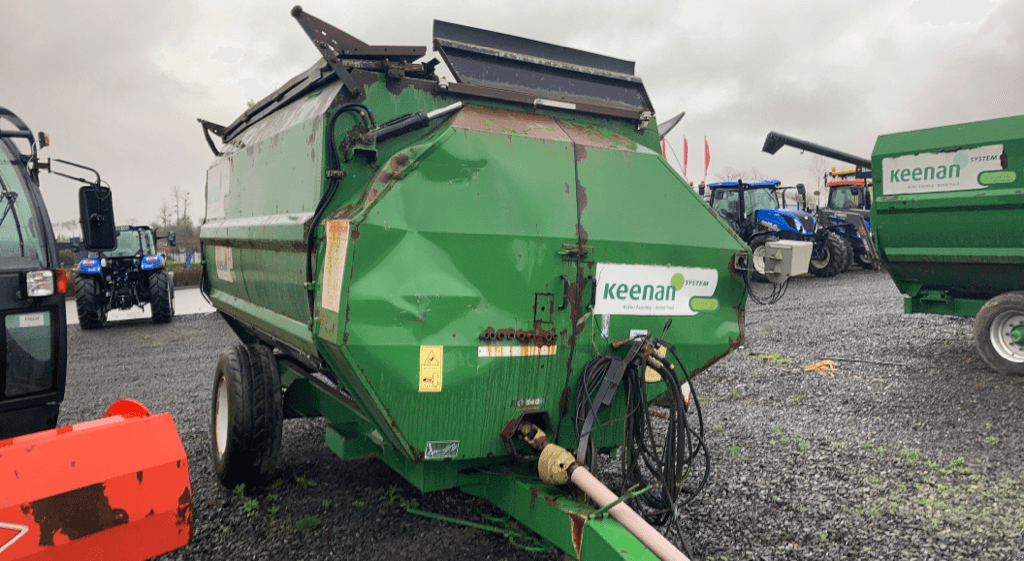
0,107,68,439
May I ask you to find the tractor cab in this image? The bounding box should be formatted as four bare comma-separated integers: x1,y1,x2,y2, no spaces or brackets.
707,179,816,240
826,168,871,212
827,181,871,212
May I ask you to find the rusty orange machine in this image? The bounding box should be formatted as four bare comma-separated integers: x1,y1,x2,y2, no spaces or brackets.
0,400,192,560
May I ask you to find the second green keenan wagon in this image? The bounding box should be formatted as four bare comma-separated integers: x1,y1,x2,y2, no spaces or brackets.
196,8,783,559
764,113,1024,375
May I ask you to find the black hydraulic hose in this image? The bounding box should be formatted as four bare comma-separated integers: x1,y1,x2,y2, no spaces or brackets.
305,103,375,320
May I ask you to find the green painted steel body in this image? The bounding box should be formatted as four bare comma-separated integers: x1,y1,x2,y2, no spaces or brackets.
202,34,746,557
871,115,1024,317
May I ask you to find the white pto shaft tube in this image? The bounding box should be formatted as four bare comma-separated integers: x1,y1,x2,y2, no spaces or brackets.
570,465,690,561
521,421,689,561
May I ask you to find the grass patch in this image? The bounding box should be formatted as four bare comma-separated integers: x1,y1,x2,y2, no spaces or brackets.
295,515,322,531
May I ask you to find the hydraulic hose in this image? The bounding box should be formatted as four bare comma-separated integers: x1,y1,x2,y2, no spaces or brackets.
305,103,374,320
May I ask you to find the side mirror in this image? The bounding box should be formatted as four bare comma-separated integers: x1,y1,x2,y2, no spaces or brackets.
796,183,806,196
70,236,81,252
78,185,116,251
167,231,177,247
698,184,706,196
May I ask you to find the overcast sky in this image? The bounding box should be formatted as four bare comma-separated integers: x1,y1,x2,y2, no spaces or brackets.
2,0,1021,229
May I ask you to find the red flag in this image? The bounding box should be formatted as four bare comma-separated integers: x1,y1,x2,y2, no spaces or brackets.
703,137,710,180
661,138,667,160
683,136,689,176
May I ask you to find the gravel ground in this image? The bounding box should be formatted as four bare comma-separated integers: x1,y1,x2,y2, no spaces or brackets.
60,268,1024,560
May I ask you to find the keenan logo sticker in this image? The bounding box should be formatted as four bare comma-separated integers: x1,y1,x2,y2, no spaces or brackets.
594,263,718,316
882,144,1005,195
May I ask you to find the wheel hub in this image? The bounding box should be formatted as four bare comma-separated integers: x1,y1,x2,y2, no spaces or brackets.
990,311,1024,363
1011,324,1024,345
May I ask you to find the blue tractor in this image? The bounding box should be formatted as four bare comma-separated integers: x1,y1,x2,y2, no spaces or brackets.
73,225,175,328
703,179,850,280
822,171,879,269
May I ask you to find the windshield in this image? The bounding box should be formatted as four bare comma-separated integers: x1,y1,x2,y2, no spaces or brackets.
90,228,156,258
830,186,863,210
743,188,779,214
0,141,48,273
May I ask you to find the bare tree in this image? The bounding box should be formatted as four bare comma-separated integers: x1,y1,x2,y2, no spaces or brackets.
714,167,747,181
54,219,79,241
808,156,831,209
745,167,771,181
157,199,172,229
714,167,771,182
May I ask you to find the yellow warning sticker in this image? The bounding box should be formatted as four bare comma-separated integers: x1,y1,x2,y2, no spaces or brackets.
419,345,443,392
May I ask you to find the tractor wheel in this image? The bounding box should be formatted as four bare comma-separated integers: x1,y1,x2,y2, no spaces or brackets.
855,250,875,269
808,233,846,278
838,236,854,273
211,344,283,487
974,292,1024,376
74,275,105,329
747,235,777,283
149,269,174,324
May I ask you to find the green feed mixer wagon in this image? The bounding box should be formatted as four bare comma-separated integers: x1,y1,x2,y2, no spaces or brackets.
764,113,1024,375
198,8,767,559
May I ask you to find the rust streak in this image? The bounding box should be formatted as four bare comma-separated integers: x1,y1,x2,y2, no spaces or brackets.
570,513,586,557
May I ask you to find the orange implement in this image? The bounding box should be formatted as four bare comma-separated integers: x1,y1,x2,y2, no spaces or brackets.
0,400,192,560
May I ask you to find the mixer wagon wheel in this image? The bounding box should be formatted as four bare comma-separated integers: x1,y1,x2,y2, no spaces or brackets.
808,233,845,278
211,344,284,487
974,292,1024,376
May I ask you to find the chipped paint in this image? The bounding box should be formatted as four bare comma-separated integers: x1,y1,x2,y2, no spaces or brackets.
22,483,128,545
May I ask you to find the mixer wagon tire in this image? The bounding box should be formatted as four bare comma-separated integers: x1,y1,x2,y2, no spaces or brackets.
808,233,845,278
74,275,105,329
211,344,283,487
974,292,1024,376
747,235,776,283
149,269,174,324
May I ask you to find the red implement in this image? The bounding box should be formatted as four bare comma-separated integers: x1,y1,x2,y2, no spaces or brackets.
0,400,192,560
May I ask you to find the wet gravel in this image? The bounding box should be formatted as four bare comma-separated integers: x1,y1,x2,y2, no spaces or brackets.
61,268,1024,560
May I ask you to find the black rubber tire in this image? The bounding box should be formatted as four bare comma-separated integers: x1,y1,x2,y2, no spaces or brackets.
837,236,854,273
74,275,105,329
747,235,777,283
974,292,1024,376
855,250,875,269
211,344,283,488
149,269,174,324
808,233,846,278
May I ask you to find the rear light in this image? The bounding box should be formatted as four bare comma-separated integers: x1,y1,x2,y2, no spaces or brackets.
25,270,55,297
55,268,70,295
